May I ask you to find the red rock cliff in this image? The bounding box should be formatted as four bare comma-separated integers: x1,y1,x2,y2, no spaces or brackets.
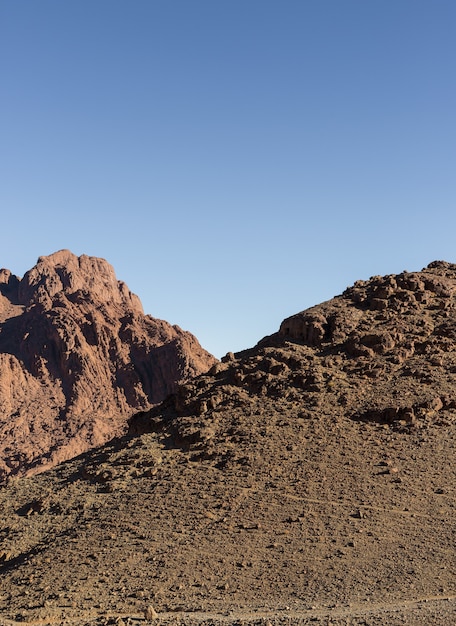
0,250,216,479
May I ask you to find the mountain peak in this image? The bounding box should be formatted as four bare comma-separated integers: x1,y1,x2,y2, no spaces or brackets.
0,251,216,480
15,250,143,313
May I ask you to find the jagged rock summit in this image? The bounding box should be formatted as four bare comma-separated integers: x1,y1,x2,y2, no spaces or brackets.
0,250,216,480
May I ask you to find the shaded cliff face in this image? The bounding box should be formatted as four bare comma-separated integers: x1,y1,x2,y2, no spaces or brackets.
0,250,216,480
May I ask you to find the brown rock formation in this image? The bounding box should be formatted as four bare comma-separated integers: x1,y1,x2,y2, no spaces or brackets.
0,250,216,480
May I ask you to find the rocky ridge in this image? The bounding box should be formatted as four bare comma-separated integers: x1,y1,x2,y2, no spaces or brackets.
0,250,216,480
145,260,456,452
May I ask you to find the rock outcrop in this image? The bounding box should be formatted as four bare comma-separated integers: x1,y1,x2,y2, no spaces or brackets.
0,250,216,480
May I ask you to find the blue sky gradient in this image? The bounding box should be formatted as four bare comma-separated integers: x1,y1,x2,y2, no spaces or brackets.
2,1,455,357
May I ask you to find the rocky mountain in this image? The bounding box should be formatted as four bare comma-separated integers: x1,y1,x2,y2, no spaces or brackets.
0,261,455,625
0,250,216,480
161,259,456,438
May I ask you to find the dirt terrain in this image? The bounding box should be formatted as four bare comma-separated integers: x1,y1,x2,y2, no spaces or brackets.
0,261,455,624
0,250,215,480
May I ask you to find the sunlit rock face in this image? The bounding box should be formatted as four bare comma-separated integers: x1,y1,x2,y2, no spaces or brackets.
0,250,216,480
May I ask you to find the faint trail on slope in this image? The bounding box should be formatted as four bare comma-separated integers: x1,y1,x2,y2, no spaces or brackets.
1,595,456,626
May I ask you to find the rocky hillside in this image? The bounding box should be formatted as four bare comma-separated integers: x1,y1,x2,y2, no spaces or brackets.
0,250,216,480
159,260,456,443
0,261,455,625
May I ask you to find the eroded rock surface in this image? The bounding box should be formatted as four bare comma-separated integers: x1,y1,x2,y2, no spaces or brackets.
0,250,216,479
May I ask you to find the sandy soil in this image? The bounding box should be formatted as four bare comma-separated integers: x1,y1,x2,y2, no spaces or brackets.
0,405,454,625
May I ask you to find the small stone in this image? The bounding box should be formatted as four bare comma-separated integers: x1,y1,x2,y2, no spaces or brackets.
144,605,158,620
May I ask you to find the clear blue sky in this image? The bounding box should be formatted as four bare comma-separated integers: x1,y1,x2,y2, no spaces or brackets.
1,1,455,358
